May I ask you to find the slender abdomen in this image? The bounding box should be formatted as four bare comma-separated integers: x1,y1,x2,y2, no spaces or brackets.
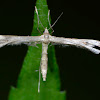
41,42,48,81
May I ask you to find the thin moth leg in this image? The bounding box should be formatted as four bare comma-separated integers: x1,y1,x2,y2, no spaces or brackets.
48,12,63,34
48,12,63,31
35,6,45,34
48,10,54,34
38,66,41,93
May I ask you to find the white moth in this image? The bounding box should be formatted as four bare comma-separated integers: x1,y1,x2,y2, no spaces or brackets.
0,6,100,92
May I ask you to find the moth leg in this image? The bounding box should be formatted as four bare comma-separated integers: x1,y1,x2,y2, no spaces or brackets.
38,66,41,93
48,10,54,34
35,6,44,34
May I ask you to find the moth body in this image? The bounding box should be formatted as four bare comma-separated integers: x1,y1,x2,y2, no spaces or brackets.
40,28,51,81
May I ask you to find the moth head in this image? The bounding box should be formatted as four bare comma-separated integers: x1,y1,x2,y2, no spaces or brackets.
43,27,50,39
43,27,49,34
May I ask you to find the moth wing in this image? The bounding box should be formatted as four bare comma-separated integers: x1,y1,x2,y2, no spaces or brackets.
50,36,100,54
0,35,42,47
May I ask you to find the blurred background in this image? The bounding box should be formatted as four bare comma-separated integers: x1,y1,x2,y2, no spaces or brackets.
0,0,100,100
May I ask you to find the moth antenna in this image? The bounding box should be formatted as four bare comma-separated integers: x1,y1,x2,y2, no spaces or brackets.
48,12,63,30
35,6,45,34
38,66,41,93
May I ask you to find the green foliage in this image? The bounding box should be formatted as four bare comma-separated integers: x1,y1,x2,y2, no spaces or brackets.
9,0,66,100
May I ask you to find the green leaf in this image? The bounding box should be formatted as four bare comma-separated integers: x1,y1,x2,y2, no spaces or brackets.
9,0,66,100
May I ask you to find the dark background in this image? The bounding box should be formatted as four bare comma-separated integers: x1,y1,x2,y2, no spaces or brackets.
0,0,100,100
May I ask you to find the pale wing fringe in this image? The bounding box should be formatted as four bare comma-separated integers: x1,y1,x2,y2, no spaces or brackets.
0,35,42,47
49,36,100,54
